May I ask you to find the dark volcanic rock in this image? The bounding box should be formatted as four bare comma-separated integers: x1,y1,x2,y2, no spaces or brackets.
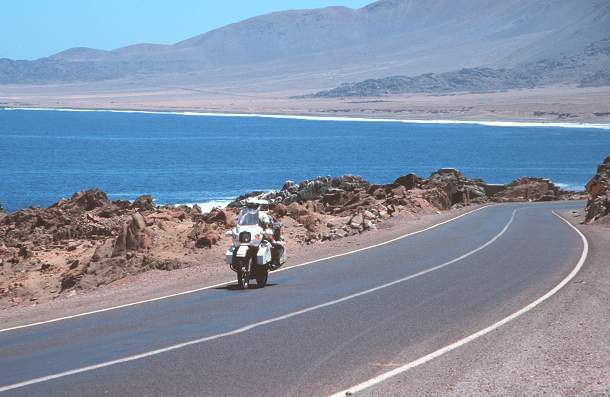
585,156,610,223
97,204,121,218
229,175,370,208
331,175,369,191
492,177,565,202
312,67,539,97
422,168,487,209
60,271,80,291
131,195,155,211
0,189,119,249
394,173,420,190
205,208,227,224
68,189,110,211
227,191,267,208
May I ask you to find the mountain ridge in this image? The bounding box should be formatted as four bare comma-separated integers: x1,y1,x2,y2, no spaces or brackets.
1,0,610,89
310,38,610,97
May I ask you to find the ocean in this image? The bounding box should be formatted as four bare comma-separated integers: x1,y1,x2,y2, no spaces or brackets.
1,108,609,212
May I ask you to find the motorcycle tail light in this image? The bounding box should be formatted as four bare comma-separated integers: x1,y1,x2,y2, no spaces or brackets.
239,232,251,243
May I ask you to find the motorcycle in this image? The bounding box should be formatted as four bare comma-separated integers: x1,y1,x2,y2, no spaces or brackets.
225,202,286,289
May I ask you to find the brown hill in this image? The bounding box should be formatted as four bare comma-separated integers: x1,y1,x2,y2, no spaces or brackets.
1,0,609,90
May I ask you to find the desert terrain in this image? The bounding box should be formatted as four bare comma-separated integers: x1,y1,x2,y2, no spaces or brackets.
2,84,610,124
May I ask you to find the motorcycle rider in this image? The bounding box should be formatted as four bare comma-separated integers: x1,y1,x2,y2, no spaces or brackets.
245,198,285,269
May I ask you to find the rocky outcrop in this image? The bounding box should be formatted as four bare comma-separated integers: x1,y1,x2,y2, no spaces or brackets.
421,168,487,209
184,207,238,250
0,189,120,249
585,157,610,223
188,221,221,249
66,189,110,211
229,175,370,208
492,177,565,202
230,169,491,244
394,173,420,190
131,195,154,211
202,208,235,227
0,189,214,306
112,213,153,257
0,168,586,308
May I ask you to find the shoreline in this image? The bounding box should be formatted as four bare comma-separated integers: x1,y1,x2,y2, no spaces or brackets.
0,183,587,215
3,106,610,130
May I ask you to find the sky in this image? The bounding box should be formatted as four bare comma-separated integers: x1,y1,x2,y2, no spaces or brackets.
0,0,373,60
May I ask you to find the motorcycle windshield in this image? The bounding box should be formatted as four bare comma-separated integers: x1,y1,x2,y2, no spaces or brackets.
238,209,259,226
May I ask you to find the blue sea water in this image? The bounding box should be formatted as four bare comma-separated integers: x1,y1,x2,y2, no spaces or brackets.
0,108,609,212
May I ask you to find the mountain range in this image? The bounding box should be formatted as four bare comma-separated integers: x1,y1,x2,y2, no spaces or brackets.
1,0,610,94
311,38,610,96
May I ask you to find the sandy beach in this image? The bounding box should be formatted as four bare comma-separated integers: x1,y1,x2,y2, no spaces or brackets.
2,84,610,124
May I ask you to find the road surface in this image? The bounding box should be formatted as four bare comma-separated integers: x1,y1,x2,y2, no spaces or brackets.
0,202,587,396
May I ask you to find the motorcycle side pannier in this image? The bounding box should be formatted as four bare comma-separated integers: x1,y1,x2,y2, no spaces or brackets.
256,242,272,265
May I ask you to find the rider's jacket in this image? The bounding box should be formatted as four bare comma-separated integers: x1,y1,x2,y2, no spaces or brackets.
258,211,271,227
258,211,284,244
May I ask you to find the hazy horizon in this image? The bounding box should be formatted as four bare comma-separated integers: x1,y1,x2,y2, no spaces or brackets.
0,0,371,60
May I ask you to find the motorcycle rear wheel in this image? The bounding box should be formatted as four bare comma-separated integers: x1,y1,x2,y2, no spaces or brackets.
254,266,268,288
237,269,249,289
236,259,250,289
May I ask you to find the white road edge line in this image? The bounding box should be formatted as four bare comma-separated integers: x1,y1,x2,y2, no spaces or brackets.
0,209,516,393
328,210,589,397
0,205,493,334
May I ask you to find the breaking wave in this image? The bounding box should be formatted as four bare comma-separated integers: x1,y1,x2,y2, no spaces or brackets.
175,199,233,214
554,182,585,192
4,107,610,130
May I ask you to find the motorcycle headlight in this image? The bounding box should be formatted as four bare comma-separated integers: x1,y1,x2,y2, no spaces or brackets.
239,232,251,243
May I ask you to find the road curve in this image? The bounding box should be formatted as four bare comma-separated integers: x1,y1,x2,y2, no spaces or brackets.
0,202,586,396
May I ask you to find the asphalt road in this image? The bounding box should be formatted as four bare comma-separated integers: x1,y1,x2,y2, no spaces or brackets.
0,202,586,396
